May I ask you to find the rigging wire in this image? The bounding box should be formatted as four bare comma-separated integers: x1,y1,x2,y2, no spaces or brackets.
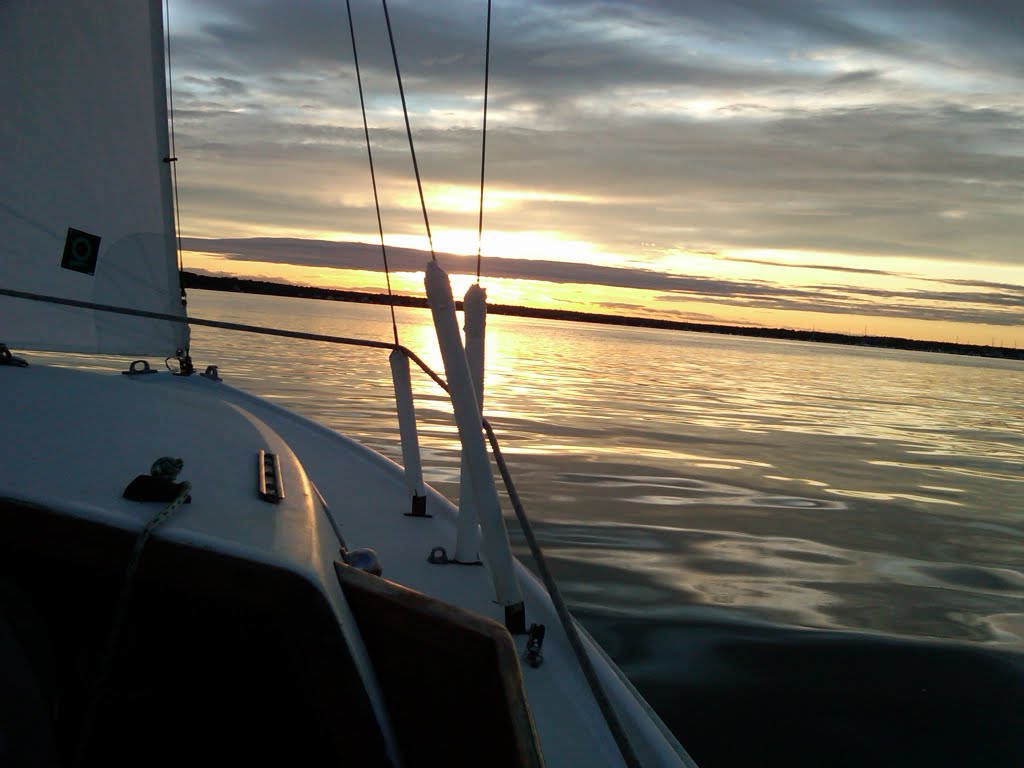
163,0,186,305
475,0,493,283
380,0,436,261
0,287,395,350
483,422,643,768
346,0,400,346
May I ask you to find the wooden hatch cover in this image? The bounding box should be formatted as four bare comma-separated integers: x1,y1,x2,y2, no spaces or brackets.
335,562,544,768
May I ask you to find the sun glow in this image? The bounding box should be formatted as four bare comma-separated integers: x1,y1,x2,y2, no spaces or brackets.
395,184,605,215
382,229,611,265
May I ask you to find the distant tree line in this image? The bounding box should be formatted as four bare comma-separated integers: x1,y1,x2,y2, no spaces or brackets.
181,272,1023,361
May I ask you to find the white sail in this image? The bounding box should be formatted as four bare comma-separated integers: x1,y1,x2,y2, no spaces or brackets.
0,0,188,355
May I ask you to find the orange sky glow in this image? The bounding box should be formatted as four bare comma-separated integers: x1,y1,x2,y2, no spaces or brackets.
171,0,1024,349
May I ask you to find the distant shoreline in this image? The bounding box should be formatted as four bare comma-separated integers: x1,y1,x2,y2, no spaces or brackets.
182,272,1023,361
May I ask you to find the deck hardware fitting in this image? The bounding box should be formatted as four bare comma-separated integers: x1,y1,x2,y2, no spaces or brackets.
122,360,156,376
427,546,450,565
171,348,194,376
524,623,546,668
404,494,430,517
0,344,28,367
505,601,526,635
257,449,285,503
341,547,383,576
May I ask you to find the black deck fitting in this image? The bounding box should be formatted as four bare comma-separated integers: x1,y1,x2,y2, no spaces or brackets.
505,601,526,635
404,494,430,518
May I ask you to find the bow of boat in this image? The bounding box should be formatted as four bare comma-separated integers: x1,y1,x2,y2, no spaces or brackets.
0,362,693,767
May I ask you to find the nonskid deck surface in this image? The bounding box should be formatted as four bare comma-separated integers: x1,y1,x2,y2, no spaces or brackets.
0,364,691,767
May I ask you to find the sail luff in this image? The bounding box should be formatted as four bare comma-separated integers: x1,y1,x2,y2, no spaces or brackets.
150,0,187,321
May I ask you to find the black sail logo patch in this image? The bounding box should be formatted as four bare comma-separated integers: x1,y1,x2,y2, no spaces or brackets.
61,228,101,275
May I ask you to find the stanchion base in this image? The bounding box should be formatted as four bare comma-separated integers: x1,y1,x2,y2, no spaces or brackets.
404,495,431,518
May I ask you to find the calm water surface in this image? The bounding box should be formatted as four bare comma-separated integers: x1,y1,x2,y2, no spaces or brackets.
42,290,1024,766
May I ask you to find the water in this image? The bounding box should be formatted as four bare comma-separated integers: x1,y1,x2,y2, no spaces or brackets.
41,289,1024,766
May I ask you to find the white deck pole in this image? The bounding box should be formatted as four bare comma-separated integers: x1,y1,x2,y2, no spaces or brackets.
454,283,487,562
425,261,524,629
389,347,428,516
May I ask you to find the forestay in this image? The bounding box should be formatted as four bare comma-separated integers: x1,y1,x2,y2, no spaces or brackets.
0,0,187,355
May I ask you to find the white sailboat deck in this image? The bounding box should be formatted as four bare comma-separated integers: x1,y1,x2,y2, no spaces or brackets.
1,362,690,767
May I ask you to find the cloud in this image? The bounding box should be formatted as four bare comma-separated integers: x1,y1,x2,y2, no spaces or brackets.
167,0,1024,337
593,300,736,325
826,69,884,87
718,255,905,277
185,236,1024,328
185,236,738,292
922,276,1024,293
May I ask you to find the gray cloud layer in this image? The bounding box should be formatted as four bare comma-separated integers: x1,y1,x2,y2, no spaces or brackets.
170,0,1024,331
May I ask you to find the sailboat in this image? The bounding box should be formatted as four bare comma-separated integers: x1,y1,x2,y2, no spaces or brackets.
0,1,695,765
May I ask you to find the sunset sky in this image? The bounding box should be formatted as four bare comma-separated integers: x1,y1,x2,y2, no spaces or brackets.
169,0,1024,346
